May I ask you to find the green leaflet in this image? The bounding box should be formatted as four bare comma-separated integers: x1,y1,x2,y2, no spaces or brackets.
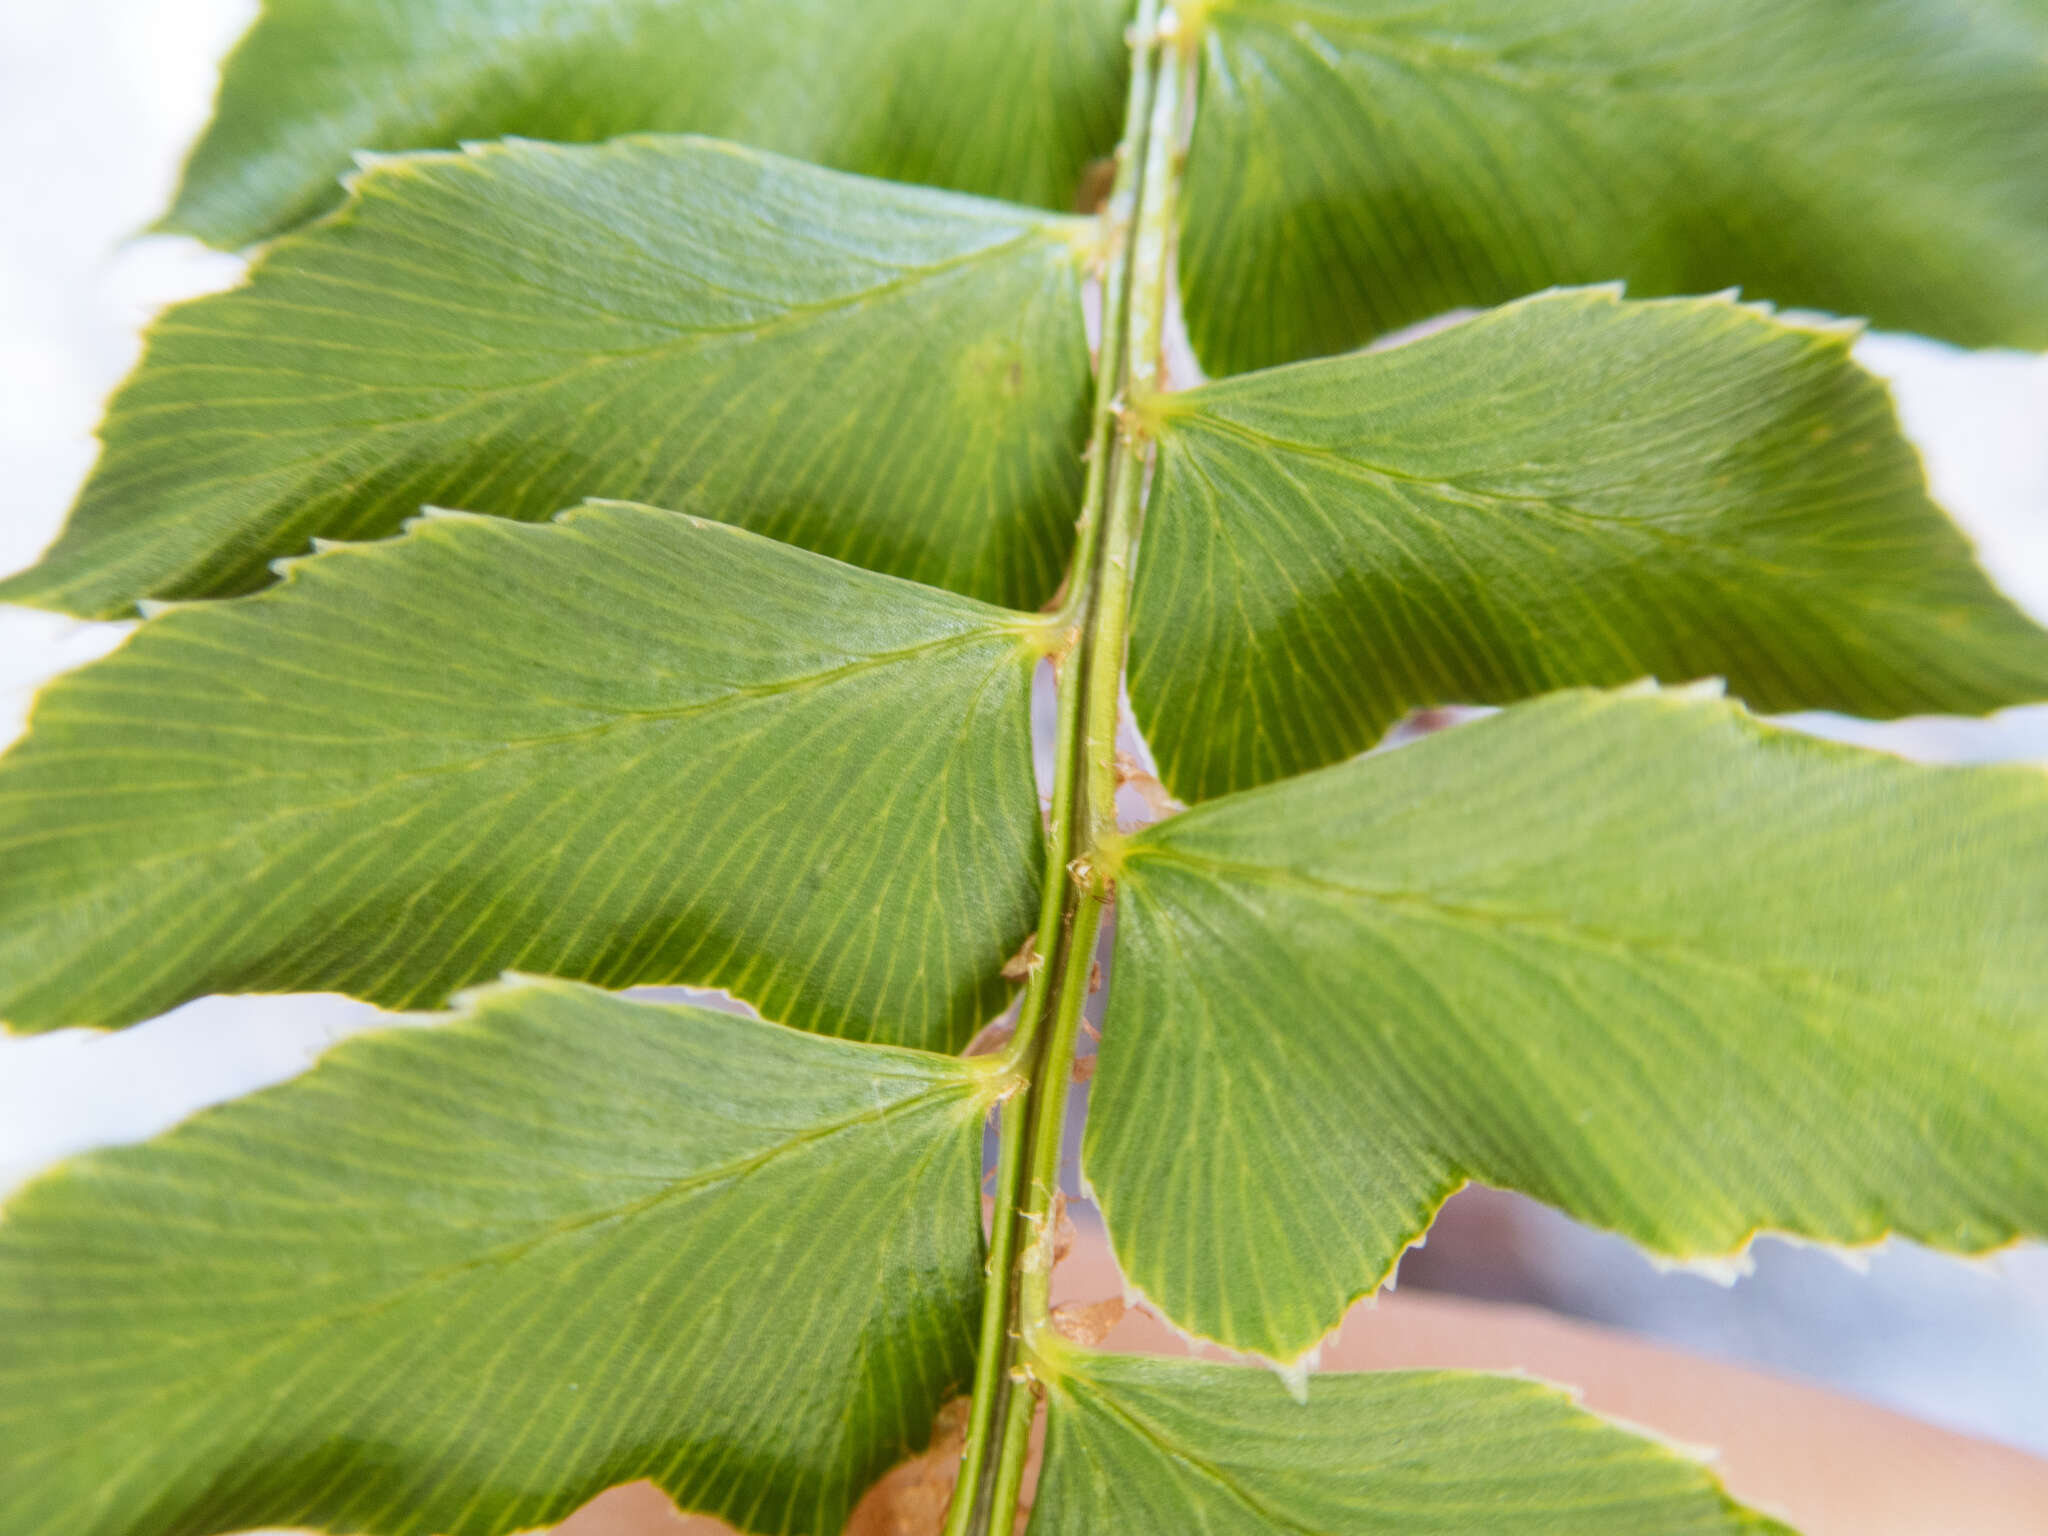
1090,687,2048,1362
164,0,1131,248
1180,0,2048,373
1,137,1093,621
1035,1351,1789,1535
0,980,998,1536
0,503,1050,1047
1129,289,2048,801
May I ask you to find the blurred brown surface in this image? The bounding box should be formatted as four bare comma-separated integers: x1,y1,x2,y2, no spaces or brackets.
555,1229,2048,1536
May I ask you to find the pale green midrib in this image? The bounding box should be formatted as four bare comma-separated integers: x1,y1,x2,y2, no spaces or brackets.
1170,405,1852,551
92,220,1069,482
1209,1,1808,110
1121,842,1995,1022
1162,410,2032,654
0,623,1032,883
106,223,1070,453
1066,1373,1740,1525
35,208,1079,609
1060,1375,1330,1534
280,204,1068,351
25,619,1024,771
0,1072,975,1444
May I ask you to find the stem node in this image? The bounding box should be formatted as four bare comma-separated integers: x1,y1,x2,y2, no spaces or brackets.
940,8,1184,1533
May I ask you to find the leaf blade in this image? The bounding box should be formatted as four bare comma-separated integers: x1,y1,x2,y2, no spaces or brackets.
1036,1351,1791,1535
1129,289,2048,801
3,137,1092,620
1182,0,2048,372
0,503,1048,1047
166,0,1131,247
1090,688,2048,1360
0,980,995,1536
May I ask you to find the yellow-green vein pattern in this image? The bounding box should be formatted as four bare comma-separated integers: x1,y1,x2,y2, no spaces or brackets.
1090,687,2048,1360
1034,1351,1789,1534
4,137,1093,620
1180,0,2048,371
1130,289,2048,801
0,504,1050,1047
163,0,1132,247
0,980,996,1536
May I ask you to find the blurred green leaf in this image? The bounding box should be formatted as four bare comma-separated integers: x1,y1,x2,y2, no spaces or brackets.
1181,0,2048,372
165,0,1130,247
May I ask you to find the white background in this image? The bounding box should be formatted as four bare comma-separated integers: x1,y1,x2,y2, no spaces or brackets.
3,0,2047,1458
